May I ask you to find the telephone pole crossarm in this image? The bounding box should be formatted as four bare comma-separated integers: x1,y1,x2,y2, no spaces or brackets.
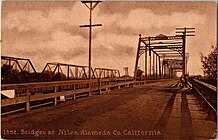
175,27,195,76
80,24,102,27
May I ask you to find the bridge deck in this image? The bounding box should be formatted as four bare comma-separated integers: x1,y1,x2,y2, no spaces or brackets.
1,80,216,139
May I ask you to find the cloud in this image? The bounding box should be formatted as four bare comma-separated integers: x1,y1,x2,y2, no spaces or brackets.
3,2,88,33
2,30,89,71
3,2,206,35
1,2,213,76
118,8,206,30
3,10,53,32
94,33,137,48
90,33,137,74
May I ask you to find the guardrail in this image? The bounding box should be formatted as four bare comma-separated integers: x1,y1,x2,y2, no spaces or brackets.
189,78,217,112
1,77,145,115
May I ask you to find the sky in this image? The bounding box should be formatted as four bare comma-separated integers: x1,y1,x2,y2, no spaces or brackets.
1,1,216,76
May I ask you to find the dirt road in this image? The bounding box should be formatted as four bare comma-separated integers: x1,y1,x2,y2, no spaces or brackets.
1,80,216,139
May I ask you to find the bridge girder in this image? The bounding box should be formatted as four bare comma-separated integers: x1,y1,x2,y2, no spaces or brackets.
41,62,96,80
134,33,187,79
94,68,120,79
1,56,121,83
1,56,39,83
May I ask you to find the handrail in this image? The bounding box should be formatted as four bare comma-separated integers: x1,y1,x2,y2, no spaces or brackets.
1,78,145,115
192,79,216,92
1,77,135,90
1,78,170,115
1,80,143,107
189,78,216,112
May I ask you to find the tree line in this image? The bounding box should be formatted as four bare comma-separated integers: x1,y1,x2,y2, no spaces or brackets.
199,46,217,86
1,64,67,84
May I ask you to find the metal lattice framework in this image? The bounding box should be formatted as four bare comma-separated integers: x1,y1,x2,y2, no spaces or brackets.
134,33,189,79
42,62,96,80
1,56,39,83
162,59,183,78
94,68,120,79
1,56,122,83
161,53,189,77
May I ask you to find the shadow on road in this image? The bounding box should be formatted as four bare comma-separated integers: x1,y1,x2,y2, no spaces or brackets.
180,88,194,140
154,91,177,138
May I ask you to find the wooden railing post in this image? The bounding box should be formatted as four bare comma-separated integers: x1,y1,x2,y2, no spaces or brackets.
106,81,110,94
118,82,121,89
26,88,30,112
132,82,135,87
105,82,108,93
126,83,129,88
54,86,57,106
72,84,76,100
73,94,76,100
116,80,120,89
3,78,150,115
98,79,102,94
54,97,57,106
88,81,92,96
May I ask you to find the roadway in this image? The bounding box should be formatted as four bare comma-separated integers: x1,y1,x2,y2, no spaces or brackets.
1,80,216,139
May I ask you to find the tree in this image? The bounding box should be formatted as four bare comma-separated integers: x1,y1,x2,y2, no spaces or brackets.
40,70,53,81
1,64,20,84
52,72,67,81
200,46,217,80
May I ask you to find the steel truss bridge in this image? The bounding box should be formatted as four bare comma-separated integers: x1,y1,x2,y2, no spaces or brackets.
134,34,188,79
1,56,121,84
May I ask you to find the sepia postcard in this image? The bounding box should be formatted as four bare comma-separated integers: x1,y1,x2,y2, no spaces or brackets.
1,1,217,139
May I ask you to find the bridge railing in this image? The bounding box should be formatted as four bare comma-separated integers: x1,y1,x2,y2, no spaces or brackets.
189,78,217,112
1,77,145,115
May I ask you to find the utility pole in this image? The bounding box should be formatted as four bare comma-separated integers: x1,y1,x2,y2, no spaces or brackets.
176,27,195,76
80,1,102,79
